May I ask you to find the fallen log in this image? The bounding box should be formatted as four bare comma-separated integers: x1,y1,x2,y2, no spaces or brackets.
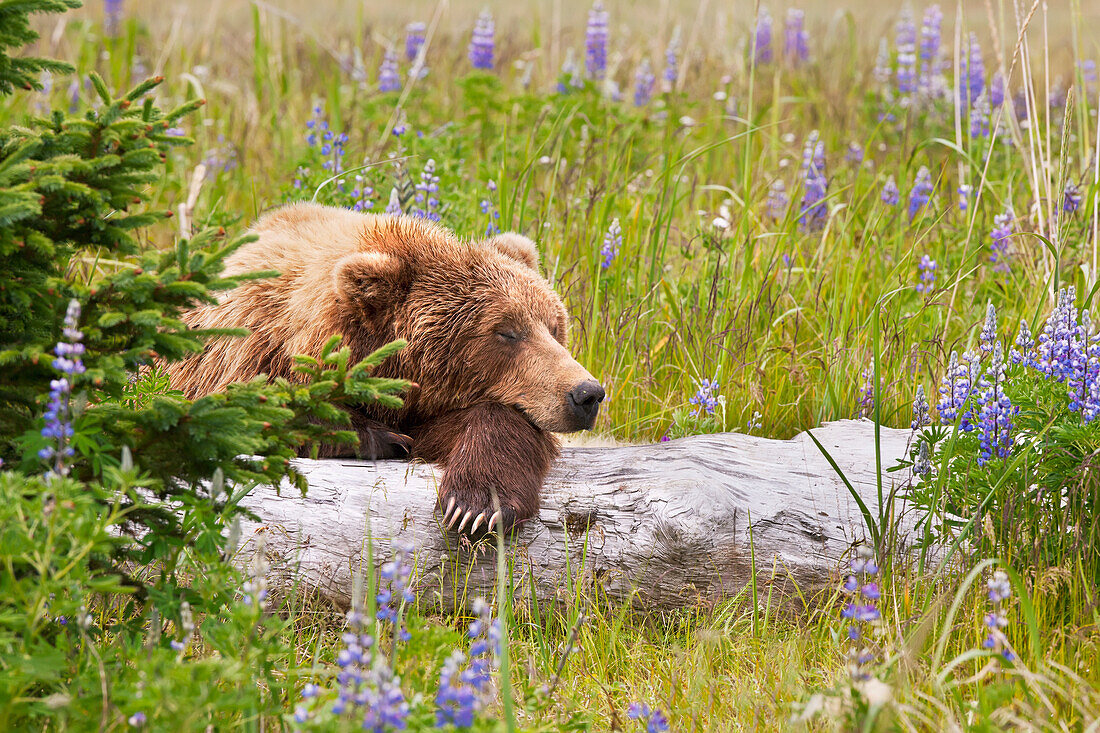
240,419,918,614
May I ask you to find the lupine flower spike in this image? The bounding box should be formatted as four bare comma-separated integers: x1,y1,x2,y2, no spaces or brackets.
989,208,1014,274
585,2,609,81
916,255,936,294
662,28,681,92
469,10,495,70
881,175,900,206
40,299,85,479
600,218,622,270
627,702,671,733
911,385,930,429
633,58,656,106
689,377,720,416
895,9,917,99
918,5,944,99
975,342,1014,466
908,166,933,220
766,179,788,219
982,570,1014,662
378,50,401,92
754,9,773,65
842,546,881,681
412,159,441,222
435,598,501,727
784,9,809,66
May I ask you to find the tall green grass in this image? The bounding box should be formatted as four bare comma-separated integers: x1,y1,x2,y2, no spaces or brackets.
6,1,1100,729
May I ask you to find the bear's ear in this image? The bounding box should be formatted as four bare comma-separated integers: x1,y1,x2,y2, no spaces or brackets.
484,232,540,271
334,251,411,321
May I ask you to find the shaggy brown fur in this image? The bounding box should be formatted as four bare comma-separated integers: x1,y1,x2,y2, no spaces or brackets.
167,203,602,532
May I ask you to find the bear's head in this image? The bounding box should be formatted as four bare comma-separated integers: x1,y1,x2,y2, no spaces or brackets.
334,221,604,433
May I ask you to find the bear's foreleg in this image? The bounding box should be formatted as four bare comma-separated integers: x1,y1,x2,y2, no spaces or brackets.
413,403,558,534
309,410,413,460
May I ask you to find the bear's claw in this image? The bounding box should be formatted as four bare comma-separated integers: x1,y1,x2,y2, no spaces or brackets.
439,504,507,535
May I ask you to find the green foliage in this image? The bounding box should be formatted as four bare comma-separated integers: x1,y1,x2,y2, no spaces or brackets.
0,1,411,727
0,0,79,95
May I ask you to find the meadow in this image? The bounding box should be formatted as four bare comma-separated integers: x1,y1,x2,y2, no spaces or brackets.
1,0,1099,730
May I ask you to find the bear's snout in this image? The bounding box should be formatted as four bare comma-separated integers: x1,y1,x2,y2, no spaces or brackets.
567,379,605,429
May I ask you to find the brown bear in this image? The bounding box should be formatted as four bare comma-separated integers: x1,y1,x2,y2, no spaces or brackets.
167,202,604,534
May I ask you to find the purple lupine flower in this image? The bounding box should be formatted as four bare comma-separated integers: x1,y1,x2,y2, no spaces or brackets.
627,703,670,733
841,545,881,681
754,9,773,65
989,208,1014,274
480,181,501,237
918,5,943,91
557,48,581,93
908,166,934,220
689,377,720,416
858,367,875,417
376,542,415,644
914,439,932,478
969,95,991,137
585,2,609,80
846,142,864,166
351,174,375,212
305,103,326,146
600,218,622,270
412,159,441,222
801,130,825,175
936,351,961,422
171,601,194,654
911,384,930,429
957,184,973,212
895,9,917,96
982,570,1014,661
468,10,495,70
766,179,788,220
746,411,763,432
384,188,403,215
990,71,1005,108
127,712,146,728
872,38,891,86
40,300,85,479
662,29,681,91
328,595,410,729
1034,288,1076,381
1067,309,1095,416
405,22,426,63
1010,319,1034,367
882,175,900,206
104,0,124,37
960,350,983,431
980,303,998,355
937,350,980,427
378,50,401,92
798,131,828,230
975,342,1014,465
434,598,500,727
916,254,936,293
633,58,656,106
961,33,985,106
784,9,809,66
1063,182,1082,216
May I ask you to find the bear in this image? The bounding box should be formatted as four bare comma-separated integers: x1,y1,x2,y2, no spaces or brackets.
167,202,604,534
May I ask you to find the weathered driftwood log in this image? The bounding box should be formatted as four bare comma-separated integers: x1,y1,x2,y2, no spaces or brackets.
240,419,916,614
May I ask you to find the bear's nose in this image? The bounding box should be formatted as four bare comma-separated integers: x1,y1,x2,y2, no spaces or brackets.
568,380,605,427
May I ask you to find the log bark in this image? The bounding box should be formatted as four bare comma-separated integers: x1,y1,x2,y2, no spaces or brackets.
239,419,918,613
